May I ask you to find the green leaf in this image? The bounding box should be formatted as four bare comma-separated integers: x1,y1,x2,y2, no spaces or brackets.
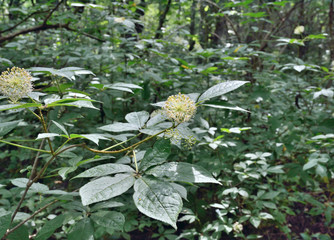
170,183,188,201
243,12,266,17
70,134,110,145
250,216,261,228
90,200,125,211
259,212,274,220
303,159,318,170
36,133,62,140
104,83,142,94
293,65,305,72
315,164,327,178
0,119,23,136
11,178,49,193
197,81,248,102
73,163,134,179
58,167,77,180
261,191,280,199
52,120,69,137
0,103,42,111
7,224,29,240
0,213,11,237
146,162,221,185
91,211,125,231
35,215,65,240
306,34,326,39
139,138,171,171
0,57,13,65
267,165,284,174
29,67,94,81
79,174,135,206
99,122,138,132
125,111,149,129
67,218,94,240
47,98,98,110
201,104,249,112
133,177,183,229
262,201,277,209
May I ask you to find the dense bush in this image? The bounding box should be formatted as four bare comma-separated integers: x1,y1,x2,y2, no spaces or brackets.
0,0,333,239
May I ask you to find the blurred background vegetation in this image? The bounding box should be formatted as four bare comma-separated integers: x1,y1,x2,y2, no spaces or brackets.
0,0,333,239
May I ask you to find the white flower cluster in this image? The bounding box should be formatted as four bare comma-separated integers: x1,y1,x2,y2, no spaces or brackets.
163,93,196,123
0,67,33,103
232,222,243,233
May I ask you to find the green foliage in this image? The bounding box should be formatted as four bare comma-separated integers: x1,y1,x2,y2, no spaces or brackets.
0,0,333,239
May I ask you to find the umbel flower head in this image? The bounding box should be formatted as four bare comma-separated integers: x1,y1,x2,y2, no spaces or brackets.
0,67,33,103
163,93,196,123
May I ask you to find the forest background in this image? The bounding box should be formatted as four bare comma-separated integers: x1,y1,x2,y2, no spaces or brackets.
0,0,333,239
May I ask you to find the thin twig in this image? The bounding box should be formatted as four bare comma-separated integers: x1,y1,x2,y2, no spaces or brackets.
32,144,84,182
259,1,302,51
4,200,58,239
10,139,46,223
43,0,65,26
85,127,171,154
0,10,49,34
38,108,54,155
202,0,241,43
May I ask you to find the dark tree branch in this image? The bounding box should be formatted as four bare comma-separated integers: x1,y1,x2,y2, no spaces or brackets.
202,0,241,43
0,9,49,34
155,0,172,39
258,1,302,51
329,0,334,61
10,139,46,223
43,0,65,26
0,23,70,43
188,0,196,50
0,22,106,44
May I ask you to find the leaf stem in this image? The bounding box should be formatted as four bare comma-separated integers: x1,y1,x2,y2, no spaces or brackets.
133,150,138,173
102,132,142,151
0,139,51,153
54,138,71,154
38,108,55,155
10,139,46,223
85,127,170,154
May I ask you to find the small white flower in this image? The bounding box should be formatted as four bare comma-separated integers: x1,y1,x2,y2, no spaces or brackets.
294,25,304,35
114,17,125,23
232,222,243,233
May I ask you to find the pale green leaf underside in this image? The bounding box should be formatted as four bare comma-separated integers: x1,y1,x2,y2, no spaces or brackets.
73,163,134,179
125,111,149,129
202,104,249,112
52,120,69,137
197,81,248,102
133,177,182,229
79,174,135,206
146,162,221,185
99,122,138,132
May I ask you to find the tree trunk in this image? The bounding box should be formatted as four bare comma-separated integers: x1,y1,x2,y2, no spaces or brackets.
329,0,334,62
188,0,196,51
155,0,172,39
